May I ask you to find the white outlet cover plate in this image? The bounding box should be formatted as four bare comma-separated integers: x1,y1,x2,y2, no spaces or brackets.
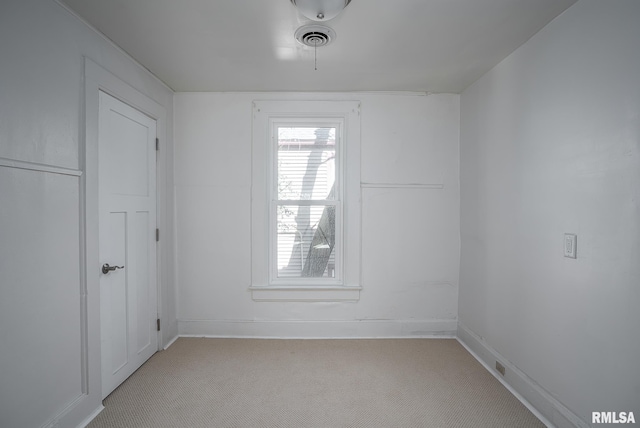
564,233,577,258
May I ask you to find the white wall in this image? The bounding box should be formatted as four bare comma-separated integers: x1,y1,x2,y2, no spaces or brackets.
459,0,640,426
0,1,175,427
174,92,460,337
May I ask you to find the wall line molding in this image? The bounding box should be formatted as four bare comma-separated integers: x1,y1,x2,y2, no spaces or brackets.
0,157,82,177
178,318,457,339
361,182,444,189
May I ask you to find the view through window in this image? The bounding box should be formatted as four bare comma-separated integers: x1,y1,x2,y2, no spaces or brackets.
275,125,339,279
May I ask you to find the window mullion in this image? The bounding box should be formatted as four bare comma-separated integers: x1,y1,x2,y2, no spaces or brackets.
276,200,335,206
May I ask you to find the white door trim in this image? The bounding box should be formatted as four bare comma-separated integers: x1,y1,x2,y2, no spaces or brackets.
84,57,167,402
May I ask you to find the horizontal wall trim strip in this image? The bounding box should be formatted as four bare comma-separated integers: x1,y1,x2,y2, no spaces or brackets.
178,319,457,339
361,182,444,189
457,322,588,428
0,157,82,177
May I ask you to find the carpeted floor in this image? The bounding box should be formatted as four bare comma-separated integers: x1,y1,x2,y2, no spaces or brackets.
89,338,544,428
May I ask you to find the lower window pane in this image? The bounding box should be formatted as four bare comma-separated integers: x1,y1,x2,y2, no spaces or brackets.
277,205,336,278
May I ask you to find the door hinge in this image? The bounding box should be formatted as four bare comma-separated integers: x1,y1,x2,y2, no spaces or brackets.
156,228,159,242
155,138,159,151
156,318,161,331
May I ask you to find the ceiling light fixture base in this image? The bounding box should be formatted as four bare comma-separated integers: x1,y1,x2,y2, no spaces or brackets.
290,0,352,21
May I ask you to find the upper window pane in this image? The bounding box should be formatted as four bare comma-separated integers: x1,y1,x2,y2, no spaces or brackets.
277,127,336,201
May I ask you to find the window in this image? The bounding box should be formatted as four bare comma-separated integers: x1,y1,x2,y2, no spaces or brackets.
251,101,361,301
274,123,340,281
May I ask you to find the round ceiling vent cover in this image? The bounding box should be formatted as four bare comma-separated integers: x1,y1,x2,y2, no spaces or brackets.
295,25,336,47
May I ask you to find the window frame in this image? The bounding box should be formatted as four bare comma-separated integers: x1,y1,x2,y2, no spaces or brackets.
251,100,361,301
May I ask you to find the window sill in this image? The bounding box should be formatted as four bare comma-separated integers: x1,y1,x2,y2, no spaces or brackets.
249,285,361,302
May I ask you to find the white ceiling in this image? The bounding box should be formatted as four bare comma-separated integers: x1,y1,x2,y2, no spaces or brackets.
60,0,577,93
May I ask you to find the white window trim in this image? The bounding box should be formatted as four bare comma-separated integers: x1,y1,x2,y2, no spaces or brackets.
251,100,361,301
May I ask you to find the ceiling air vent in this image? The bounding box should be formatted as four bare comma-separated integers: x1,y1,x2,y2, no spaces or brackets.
295,25,336,48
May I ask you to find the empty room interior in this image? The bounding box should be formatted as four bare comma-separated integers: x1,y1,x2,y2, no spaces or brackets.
1,0,639,427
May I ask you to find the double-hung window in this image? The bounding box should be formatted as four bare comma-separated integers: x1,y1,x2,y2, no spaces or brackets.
274,121,341,282
251,101,361,301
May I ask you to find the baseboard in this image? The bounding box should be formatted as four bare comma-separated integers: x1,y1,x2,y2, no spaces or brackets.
75,405,104,428
178,318,457,339
457,323,588,428
37,391,102,428
163,334,180,350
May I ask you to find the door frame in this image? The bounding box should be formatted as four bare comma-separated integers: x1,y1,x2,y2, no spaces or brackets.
84,58,167,402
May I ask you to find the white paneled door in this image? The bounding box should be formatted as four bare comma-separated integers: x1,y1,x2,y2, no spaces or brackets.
98,91,158,399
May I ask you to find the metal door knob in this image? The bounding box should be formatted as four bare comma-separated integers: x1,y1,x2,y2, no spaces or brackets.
102,263,124,274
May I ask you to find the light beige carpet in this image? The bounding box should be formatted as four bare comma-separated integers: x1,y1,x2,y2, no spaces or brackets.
89,338,544,428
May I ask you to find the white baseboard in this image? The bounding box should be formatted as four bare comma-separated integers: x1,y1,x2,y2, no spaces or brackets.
75,405,104,428
178,318,457,339
163,334,180,350
457,322,588,428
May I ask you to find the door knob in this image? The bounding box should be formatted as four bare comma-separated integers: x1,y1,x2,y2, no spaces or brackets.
102,263,124,274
